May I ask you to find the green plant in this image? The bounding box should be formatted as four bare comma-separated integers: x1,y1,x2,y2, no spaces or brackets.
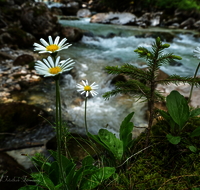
155,90,200,152
103,37,200,153
17,35,200,190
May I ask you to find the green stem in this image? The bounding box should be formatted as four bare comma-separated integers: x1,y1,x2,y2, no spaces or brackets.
188,62,200,104
84,97,102,158
85,97,89,135
55,79,68,190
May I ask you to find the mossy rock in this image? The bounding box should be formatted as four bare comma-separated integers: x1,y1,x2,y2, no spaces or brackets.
95,117,200,189
0,102,49,141
7,27,36,48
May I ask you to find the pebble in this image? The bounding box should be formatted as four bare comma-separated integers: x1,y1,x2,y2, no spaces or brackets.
0,47,40,103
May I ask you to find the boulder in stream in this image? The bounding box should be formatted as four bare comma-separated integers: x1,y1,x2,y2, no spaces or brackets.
77,8,91,18
61,26,83,42
90,12,137,25
60,1,80,16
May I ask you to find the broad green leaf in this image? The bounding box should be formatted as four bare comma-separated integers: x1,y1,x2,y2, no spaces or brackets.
31,157,51,173
190,108,200,118
98,129,123,161
48,150,73,173
87,132,110,150
119,112,134,140
82,155,93,167
19,186,44,190
79,167,115,190
121,122,134,152
166,134,181,145
65,165,76,189
166,90,189,129
49,161,59,186
65,162,76,177
189,146,197,152
55,183,63,190
73,165,99,189
31,173,55,190
159,109,176,131
190,126,200,137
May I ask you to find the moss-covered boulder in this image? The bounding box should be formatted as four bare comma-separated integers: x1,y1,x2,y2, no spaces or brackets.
20,2,61,38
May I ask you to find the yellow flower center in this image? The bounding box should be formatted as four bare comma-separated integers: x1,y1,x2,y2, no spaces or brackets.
84,85,91,91
49,66,61,74
46,44,59,52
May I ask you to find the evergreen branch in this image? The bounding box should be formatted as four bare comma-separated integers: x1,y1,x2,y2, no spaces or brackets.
157,53,175,65
103,64,151,81
155,75,200,87
103,79,166,102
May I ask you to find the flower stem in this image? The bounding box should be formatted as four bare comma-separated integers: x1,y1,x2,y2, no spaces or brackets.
84,97,99,151
85,97,89,135
55,78,68,190
188,62,200,104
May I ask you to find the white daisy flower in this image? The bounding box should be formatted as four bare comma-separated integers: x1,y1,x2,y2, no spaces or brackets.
193,47,200,60
76,80,98,97
34,56,75,77
33,36,72,54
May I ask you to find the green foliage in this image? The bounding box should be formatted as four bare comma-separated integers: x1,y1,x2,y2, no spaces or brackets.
88,112,136,171
99,0,200,11
156,90,200,148
103,37,195,103
152,0,200,11
19,186,44,190
166,90,190,129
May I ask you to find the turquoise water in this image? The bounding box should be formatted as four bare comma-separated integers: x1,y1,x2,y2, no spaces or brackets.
30,16,200,139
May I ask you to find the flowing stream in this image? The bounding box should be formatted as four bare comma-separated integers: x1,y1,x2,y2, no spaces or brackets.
26,17,200,140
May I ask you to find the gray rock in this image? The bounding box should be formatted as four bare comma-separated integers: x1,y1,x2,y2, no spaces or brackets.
60,1,79,16
20,2,61,38
193,20,200,29
61,26,83,42
180,17,195,28
51,7,63,15
90,12,137,25
77,8,91,18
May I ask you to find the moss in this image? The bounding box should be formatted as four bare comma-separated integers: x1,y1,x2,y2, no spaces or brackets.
33,5,47,17
7,27,27,39
94,116,200,189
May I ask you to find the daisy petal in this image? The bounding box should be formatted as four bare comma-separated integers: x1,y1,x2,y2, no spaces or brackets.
43,59,51,68
82,80,86,86
55,56,60,67
48,36,53,45
58,38,67,47
40,39,49,47
54,36,60,45
47,56,54,68
86,80,88,85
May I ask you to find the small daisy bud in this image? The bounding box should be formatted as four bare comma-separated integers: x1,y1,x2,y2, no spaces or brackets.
173,55,182,60
138,50,143,53
162,43,170,48
147,53,151,57
134,49,139,52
